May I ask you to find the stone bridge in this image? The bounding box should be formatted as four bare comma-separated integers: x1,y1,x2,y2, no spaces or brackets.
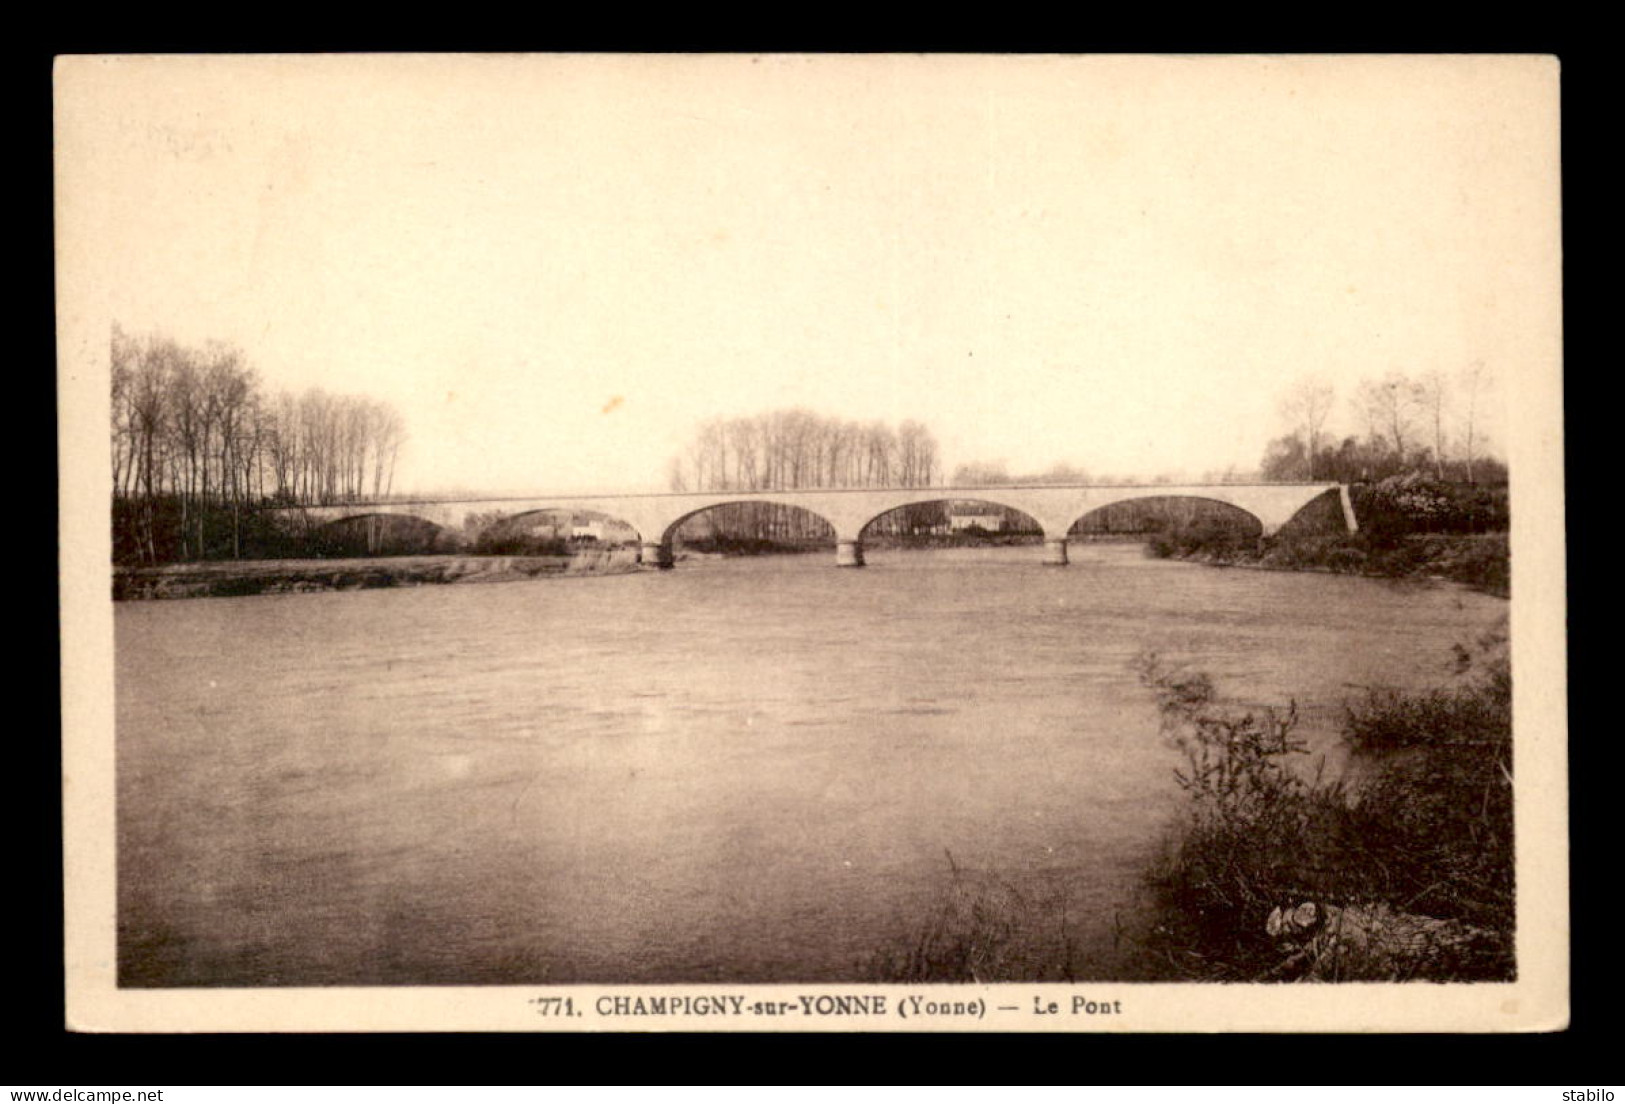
283,482,1355,568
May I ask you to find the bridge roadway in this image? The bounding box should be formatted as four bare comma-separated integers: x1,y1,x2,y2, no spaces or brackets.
287,482,1356,568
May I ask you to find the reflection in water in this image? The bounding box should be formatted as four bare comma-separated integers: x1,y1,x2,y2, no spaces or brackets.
115,544,1505,985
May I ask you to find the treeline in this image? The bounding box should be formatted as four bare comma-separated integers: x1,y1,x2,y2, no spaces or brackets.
669,410,941,542
1140,370,1515,588
111,325,406,564
671,409,940,492
1264,368,1506,485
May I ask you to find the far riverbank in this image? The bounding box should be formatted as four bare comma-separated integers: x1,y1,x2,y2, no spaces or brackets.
112,530,1509,602
1150,531,1509,598
114,548,641,601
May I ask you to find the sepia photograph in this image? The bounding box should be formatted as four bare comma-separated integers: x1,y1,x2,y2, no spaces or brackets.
57,53,1566,1032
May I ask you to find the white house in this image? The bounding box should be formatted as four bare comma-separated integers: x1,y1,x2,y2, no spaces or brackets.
948,506,1005,532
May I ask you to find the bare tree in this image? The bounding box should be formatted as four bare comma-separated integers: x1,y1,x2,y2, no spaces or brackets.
1416,369,1450,480
666,409,941,540
1457,361,1493,484
1357,372,1422,468
110,324,138,499
372,402,406,499
1278,377,1336,480
111,325,408,563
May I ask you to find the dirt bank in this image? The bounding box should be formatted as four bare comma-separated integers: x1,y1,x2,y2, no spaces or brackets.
114,548,643,600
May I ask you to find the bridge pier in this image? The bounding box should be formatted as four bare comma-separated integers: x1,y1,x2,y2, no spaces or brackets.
1041,537,1069,566
640,541,674,570
835,539,866,568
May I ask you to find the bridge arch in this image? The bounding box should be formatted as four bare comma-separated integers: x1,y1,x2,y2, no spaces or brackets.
307,512,458,556
647,498,839,567
662,497,840,542
1066,494,1267,539
857,496,1044,540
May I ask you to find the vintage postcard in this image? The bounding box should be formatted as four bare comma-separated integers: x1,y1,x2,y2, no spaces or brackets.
57,53,1566,1032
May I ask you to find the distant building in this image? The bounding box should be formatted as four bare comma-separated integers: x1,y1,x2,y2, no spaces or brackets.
571,515,637,544
525,516,568,539
517,511,634,544
948,504,1005,532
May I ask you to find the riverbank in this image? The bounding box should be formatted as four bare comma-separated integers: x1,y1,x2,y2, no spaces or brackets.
111,538,1055,600
114,548,641,600
1150,531,1509,597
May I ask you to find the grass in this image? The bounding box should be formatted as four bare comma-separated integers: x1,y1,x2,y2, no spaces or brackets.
866,851,1077,983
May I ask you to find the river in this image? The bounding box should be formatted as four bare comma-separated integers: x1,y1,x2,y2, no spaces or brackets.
115,543,1506,986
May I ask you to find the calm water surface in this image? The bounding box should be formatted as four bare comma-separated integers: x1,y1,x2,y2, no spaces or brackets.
116,544,1505,985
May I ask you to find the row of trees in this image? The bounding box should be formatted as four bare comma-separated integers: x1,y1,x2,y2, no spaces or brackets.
1268,366,1503,484
669,409,941,494
668,410,944,542
111,325,407,563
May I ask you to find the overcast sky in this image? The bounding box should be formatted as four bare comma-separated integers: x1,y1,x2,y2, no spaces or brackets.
59,55,1554,494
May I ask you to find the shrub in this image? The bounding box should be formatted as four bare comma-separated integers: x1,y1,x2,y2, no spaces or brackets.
1132,654,1352,978
1257,534,1368,573
1352,475,1509,539
1435,534,1510,595
1145,520,1257,561
1343,622,1510,754
472,532,569,556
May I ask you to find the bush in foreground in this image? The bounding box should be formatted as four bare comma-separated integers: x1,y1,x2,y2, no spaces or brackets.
1134,632,1513,982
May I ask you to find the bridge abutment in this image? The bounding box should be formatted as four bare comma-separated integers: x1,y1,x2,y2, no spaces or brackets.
1340,484,1360,533
835,539,866,568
